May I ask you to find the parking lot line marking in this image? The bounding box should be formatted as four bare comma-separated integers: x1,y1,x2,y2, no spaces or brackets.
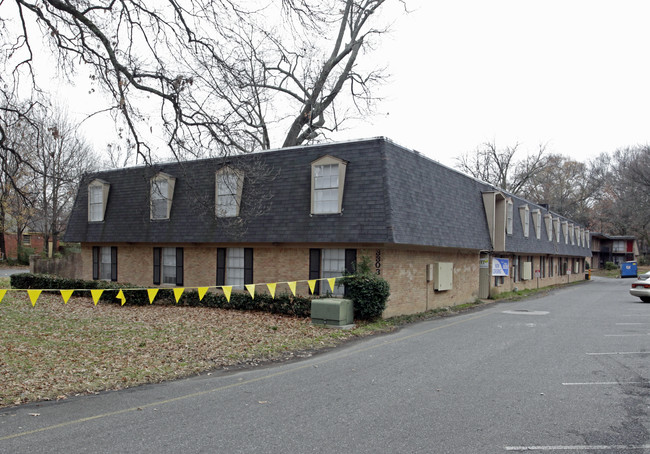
562,381,643,386
505,445,650,451
587,351,650,355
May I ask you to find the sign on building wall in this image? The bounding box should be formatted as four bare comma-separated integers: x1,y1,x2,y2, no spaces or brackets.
479,257,489,269
492,258,510,276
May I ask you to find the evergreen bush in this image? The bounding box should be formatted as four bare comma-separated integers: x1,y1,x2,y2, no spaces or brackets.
341,256,390,320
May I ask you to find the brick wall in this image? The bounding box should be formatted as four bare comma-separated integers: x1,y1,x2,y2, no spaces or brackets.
81,243,482,317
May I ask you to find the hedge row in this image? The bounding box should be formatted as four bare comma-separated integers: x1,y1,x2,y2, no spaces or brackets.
9,273,312,317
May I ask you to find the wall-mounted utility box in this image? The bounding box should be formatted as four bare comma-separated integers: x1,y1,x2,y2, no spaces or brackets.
311,298,354,326
432,262,453,291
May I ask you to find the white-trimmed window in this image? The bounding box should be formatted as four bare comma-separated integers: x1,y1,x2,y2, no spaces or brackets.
554,218,561,242
309,248,356,296
322,249,346,295
216,167,243,218
88,179,110,222
92,246,117,281
162,247,177,284
150,173,176,220
562,221,569,244
586,230,590,248
570,224,575,245
226,248,245,287
216,248,253,288
506,199,514,235
311,155,347,215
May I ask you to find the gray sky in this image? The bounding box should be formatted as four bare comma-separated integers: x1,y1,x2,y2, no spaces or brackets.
335,0,650,167
57,0,650,168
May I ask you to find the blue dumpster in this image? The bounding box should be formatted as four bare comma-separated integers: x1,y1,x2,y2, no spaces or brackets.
621,261,638,278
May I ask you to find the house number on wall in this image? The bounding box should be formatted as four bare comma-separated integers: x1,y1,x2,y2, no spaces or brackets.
375,249,381,275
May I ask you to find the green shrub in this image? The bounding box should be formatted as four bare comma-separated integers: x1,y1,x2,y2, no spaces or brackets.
605,261,618,271
341,256,390,320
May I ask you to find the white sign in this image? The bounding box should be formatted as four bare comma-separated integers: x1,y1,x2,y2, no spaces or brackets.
492,258,510,277
479,258,489,269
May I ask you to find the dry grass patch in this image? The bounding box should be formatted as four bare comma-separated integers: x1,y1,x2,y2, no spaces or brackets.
0,290,359,408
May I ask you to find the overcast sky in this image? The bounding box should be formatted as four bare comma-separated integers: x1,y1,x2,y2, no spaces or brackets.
334,0,650,167
58,0,650,168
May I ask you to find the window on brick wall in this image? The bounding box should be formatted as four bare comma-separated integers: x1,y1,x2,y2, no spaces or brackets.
309,248,356,296
153,247,183,286
217,248,253,288
92,246,117,281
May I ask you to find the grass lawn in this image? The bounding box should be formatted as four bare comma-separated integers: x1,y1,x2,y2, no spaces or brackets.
0,281,378,408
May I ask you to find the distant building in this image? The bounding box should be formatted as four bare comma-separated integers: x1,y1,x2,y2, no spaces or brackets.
590,233,639,268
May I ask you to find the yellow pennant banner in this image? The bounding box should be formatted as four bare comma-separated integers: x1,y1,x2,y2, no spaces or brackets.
91,289,103,305
222,286,232,302
147,289,159,304
173,288,184,303
198,287,209,301
327,278,336,293
60,290,74,304
28,290,42,307
287,281,297,296
116,289,126,306
7,275,353,307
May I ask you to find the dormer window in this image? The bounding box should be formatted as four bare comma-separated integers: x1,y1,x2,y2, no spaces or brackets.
150,172,175,220
519,204,530,238
311,155,347,215
506,199,514,235
215,167,243,218
553,218,560,242
88,179,110,222
562,221,569,244
544,214,553,241
532,209,541,240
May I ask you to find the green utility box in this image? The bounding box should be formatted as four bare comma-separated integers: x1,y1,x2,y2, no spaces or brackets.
311,298,354,327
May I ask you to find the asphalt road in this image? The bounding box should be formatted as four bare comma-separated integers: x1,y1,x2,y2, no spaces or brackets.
1,276,649,453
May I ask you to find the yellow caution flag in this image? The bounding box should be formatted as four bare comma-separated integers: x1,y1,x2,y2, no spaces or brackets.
267,283,276,298
198,287,209,301
0,289,7,303
308,280,317,295
287,281,297,296
327,278,336,293
245,284,255,300
91,289,103,305
116,289,126,306
147,288,159,304
60,290,74,304
222,286,232,302
28,290,42,307
173,288,184,303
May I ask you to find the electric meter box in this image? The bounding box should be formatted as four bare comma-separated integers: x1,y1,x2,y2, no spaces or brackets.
311,298,354,326
432,262,453,291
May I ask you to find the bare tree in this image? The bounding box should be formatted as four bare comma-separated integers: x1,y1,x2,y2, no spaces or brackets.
455,141,548,193
517,153,609,225
5,102,96,256
2,0,394,164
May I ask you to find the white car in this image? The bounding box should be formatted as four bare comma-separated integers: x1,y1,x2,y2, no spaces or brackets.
630,271,650,303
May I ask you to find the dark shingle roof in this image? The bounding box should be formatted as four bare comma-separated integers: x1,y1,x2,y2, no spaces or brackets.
64,137,590,257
